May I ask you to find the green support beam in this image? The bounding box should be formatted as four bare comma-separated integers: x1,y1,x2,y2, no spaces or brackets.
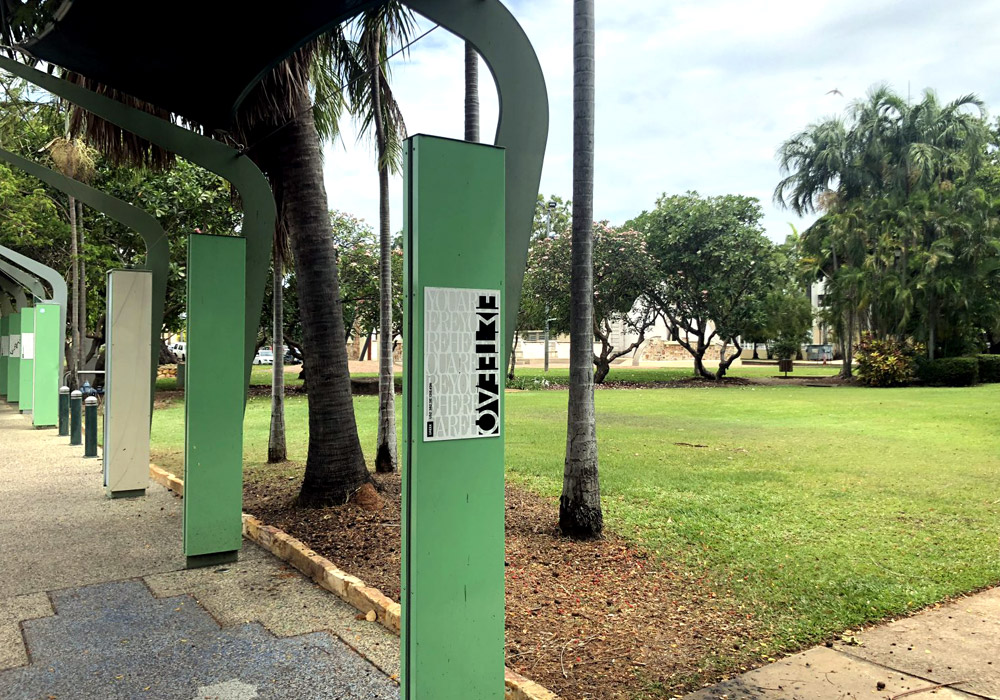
18,307,34,413
183,234,246,567
32,303,60,427
0,245,68,378
0,284,12,398
402,136,507,699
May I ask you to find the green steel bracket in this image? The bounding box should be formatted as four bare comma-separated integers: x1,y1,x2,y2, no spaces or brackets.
0,244,68,373
405,0,548,350
0,259,45,300
0,146,168,403
0,56,275,393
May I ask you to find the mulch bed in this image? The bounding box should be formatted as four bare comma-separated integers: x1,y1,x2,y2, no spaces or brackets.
244,471,763,699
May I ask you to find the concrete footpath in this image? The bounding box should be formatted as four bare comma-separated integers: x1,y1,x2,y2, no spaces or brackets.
0,403,400,699
688,588,1000,699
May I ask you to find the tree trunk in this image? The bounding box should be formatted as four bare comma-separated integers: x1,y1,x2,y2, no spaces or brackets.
752,342,759,360
465,42,479,142
275,88,370,506
373,32,398,474
68,194,80,388
507,330,519,380
77,200,87,370
268,257,287,463
561,0,602,540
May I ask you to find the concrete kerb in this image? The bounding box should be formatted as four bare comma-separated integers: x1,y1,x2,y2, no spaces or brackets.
148,464,559,700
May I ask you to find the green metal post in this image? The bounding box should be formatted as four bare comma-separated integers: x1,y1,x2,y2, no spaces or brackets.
18,306,34,413
401,136,507,699
69,389,82,445
0,313,8,399
58,386,70,436
32,304,60,428
84,396,98,458
184,234,246,568
7,311,20,404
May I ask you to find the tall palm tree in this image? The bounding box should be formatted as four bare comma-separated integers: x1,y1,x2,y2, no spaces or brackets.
560,0,602,539
465,42,479,142
350,2,414,474
268,244,287,463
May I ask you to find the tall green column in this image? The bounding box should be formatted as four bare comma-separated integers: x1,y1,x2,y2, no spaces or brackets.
32,303,60,427
0,313,8,398
401,135,507,699
183,234,246,568
7,311,21,404
18,308,34,413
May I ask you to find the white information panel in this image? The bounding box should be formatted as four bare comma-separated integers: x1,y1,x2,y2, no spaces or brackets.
423,287,501,442
20,332,34,360
9,334,20,358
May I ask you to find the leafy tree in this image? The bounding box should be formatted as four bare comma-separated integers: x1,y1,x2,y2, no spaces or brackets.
562,0,602,540
521,224,658,383
629,191,780,379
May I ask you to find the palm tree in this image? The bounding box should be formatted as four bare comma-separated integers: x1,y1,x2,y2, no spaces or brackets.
560,0,602,539
465,42,479,141
268,244,287,463
350,2,414,474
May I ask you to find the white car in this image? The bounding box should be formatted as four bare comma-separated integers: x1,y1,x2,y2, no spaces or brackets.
170,342,186,361
253,349,274,365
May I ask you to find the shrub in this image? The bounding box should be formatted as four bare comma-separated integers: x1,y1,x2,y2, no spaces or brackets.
771,338,800,361
917,357,979,387
976,354,1000,383
505,375,552,391
855,334,920,387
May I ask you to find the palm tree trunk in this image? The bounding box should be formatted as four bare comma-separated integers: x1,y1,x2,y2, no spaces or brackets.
69,194,80,388
77,200,86,369
268,255,287,463
561,0,603,539
465,42,479,142
275,88,370,506
371,32,398,474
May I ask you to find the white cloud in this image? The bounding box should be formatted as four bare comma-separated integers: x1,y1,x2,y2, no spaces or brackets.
323,0,1000,241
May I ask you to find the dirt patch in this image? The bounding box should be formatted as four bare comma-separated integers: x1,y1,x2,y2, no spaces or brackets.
244,471,762,698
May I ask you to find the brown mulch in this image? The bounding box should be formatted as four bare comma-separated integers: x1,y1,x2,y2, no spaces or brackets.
244,471,763,699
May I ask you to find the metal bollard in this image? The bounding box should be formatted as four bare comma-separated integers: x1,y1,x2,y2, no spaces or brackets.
58,386,70,436
69,389,82,446
84,396,98,458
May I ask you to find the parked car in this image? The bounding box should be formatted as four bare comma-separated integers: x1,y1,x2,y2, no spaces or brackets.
253,349,274,365
170,341,186,361
283,352,302,366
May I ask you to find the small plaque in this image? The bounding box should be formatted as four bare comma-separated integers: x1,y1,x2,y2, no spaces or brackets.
423,287,501,442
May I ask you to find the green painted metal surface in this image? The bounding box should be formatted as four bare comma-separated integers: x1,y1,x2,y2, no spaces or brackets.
0,245,67,379
7,311,20,404
18,308,34,412
32,304,60,427
0,312,8,397
401,135,506,699
183,234,246,565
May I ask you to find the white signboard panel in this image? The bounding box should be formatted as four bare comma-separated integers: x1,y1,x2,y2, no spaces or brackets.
21,332,34,360
9,334,20,358
423,287,501,442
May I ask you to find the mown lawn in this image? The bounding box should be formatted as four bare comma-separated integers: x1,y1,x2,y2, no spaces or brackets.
150,380,1000,657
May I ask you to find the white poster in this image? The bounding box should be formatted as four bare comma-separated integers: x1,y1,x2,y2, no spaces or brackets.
423,287,501,442
9,334,20,359
21,332,34,360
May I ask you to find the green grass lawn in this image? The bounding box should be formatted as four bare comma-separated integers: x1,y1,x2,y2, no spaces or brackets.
150,380,1000,656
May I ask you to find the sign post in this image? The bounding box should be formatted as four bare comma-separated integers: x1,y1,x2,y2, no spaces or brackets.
7,311,20,404
32,303,60,427
18,306,34,413
401,135,507,699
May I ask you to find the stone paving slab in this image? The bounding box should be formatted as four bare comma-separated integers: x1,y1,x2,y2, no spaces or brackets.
2,580,396,699
0,593,53,670
686,646,977,700
837,588,1000,699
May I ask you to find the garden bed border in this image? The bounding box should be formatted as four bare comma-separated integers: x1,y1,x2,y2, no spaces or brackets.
149,463,558,700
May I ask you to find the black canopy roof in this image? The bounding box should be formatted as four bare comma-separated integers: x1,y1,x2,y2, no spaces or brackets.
22,0,380,130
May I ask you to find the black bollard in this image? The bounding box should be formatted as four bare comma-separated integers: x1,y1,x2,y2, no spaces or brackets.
69,389,82,446
84,396,98,458
58,386,70,436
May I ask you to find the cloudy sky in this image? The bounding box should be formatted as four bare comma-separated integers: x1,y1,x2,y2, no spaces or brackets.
322,0,1000,242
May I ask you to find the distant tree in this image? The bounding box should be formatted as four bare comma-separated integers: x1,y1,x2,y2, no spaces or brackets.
629,191,780,379
522,224,658,383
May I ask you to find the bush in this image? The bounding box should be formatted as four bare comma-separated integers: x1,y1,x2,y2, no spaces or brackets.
771,338,800,361
505,375,552,391
976,354,1000,383
855,334,920,387
917,357,979,387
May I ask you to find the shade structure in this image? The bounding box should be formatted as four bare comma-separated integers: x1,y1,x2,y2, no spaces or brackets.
22,0,380,131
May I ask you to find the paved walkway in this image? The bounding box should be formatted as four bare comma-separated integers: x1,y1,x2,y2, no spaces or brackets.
687,588,1000,699
0,403,400,699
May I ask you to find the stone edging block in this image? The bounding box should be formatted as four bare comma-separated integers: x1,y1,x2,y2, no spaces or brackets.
149,463,559,700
